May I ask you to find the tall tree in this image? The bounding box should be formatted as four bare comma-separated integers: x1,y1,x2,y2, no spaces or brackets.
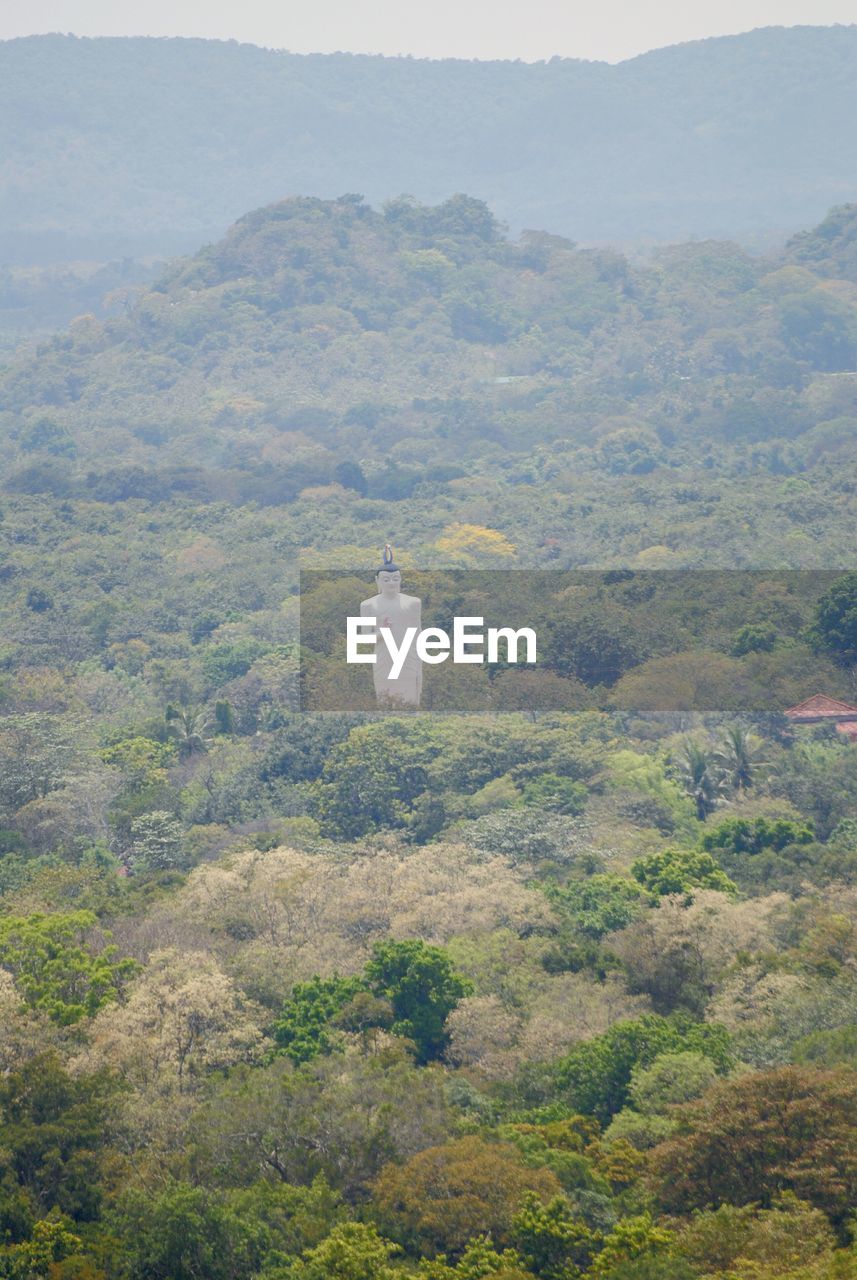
365,939,472,1064
674,741,729,821
716,725,771,793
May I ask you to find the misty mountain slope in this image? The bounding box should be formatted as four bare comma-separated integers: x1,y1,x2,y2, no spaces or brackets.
2,26,857,262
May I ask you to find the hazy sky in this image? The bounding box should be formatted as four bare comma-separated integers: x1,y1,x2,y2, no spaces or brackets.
2,0,856,63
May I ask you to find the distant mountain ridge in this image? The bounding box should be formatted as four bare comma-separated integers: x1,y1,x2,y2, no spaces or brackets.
2,26,857,263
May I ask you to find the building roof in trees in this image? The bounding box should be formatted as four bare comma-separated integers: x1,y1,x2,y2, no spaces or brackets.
784,694,857,722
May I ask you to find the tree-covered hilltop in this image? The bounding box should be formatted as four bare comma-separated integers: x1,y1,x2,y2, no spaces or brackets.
3,26,857,263
1,192,856,576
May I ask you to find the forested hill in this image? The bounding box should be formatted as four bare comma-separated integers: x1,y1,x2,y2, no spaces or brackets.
3,25,857,262
2,193,857,573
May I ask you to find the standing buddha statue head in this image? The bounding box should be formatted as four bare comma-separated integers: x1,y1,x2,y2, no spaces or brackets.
376,544,402,598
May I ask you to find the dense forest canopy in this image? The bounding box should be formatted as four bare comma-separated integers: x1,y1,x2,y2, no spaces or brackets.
3,25,857,266
0,130,856,1280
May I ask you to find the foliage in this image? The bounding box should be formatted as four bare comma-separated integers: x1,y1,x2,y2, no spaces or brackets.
417,1235,533,1279
510,1193,600,1279
460,810,601,870
674,1194,840,1277
545,876,646,940
127,810,186,873
365,940,473,1063
271,942,470,1066
192,1053,452,1197
811,572,857,665
0,1215,86,1280
0,1055,112,1232
372,1137,563,1258
649,1066,857,1227
287,1221,401,1280
108,1181,270,1280
630,848,737,898
589,1213,674,1277
521,775,588,816
0,912,137,1024
626,1052,719,1114
272,975,369,1063
715,726,772,792
701,815,815,857
698,814,823,891
555,1016,733,1123
671,743,729,822
77,947,263,1091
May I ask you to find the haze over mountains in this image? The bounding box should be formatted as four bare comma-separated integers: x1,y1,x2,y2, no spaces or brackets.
3,24,857,264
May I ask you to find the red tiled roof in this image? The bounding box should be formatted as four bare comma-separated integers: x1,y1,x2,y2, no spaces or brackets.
784,694,857,721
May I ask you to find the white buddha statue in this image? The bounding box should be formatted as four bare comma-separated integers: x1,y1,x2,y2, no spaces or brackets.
360,545,422,706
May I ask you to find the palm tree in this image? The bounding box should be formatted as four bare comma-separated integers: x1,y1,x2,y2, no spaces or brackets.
165,702,213,757
675,740,730,821
716,725,772,794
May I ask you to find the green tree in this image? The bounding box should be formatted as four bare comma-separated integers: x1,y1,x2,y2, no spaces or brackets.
589,1214,674,1278
630,848,737,898
543,614,646,687
731,624,777,656
0,1215,85,1280
272,975,369,1064
0,912,138,1024
607,750,696,836
201,640,267,688
109,1181,267,1280
626,1051,719,1114
521,775,587,815
0,1055,112,1230
289,1222,400,1280
101,736,176,792
555,1016,732,1123
780,291,857,371
674,1196,836,1277
511,1192,600,1279
165,703,213,758
811,571,857,665
225,1176,344,1263
365,939,472,1063
214,699,236,735
770,742,857,839
313,723,433,840
792,1025,857,1068
19,417,77,458
701,815,814,857
418,1235,534,1279
545,875,645,939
